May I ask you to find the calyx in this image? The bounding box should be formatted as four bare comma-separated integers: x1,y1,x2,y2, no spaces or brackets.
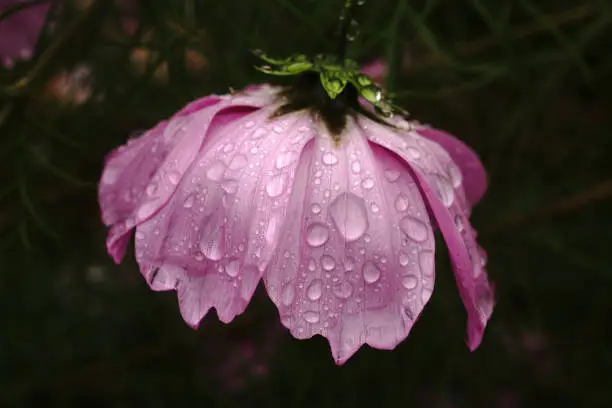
253,50,408,118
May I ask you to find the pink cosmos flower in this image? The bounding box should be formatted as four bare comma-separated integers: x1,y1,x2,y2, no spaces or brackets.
99,78,493,363
0,0,51,68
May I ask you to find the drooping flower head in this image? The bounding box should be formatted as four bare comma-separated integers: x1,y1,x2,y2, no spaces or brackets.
99,3,494,364
0,0,51,68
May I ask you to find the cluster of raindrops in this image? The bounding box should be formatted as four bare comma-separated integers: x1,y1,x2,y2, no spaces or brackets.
368,118,492,317
133,108,320,309
267,124,440,349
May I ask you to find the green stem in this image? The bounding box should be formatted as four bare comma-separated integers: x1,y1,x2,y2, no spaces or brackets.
385,0,404,92
336,0,364,59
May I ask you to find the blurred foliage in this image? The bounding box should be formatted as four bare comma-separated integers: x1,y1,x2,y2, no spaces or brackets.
1,0,611,407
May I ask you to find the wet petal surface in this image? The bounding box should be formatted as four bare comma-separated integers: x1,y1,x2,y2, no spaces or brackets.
264,119,435,364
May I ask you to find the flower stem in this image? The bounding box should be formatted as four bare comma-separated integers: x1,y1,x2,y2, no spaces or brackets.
336,0,364,60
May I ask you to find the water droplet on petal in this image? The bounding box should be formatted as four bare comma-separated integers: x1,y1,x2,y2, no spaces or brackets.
252,128,267,139
395,195,409,212
308,258,317,271
363,262,381,283
244,120,255,129
307,279,323,301
448,163,463,188
478,247,488,267
282,284,295,305
370,203,380,213
311,203,321,214
168,171,181,185
406,146,421,159
265,216,280,243
199,229,224,261
101,168,119,185
207,161,226,180
321,255,336,271
344,257,355,271
303,311,320,324
419,250,434,276
306,223,329,247
223,143,234,153
266,174,287,197
333,281,353,299
402,275,418,290
145,183,157,196
455,215,464,232
400,216,428,242
434,176,455,207
399,252,410,266
136,201,158,220
183,194,195,208
322,152,338,166
222,179,239,194
225,258,240,277
330,192,369,242
228,155,248,170
384,169,400,182
351,161,361,173
361,178,374,189
275,151,298,169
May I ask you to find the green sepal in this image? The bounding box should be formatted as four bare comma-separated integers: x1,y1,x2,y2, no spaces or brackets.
254,64,312,76
320,72,348,99
252,49,410,119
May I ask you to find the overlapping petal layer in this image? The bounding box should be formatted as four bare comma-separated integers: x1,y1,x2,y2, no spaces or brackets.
365,118,494,349
99,88,277,263
264,119,435,363
415,125,487,206
133,108,315,325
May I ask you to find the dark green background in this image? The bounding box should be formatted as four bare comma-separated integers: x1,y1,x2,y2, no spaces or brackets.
1,1,611,407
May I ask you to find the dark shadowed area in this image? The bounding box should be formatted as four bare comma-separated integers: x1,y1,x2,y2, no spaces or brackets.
1,0,611,407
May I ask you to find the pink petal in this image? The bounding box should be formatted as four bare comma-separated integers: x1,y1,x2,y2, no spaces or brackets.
360,59,387,84
134,109,315,327
365,118,494,350
264,119,435,364
0,1,50,66
101,91,273,263
415,125,488,206
99,95,221,226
